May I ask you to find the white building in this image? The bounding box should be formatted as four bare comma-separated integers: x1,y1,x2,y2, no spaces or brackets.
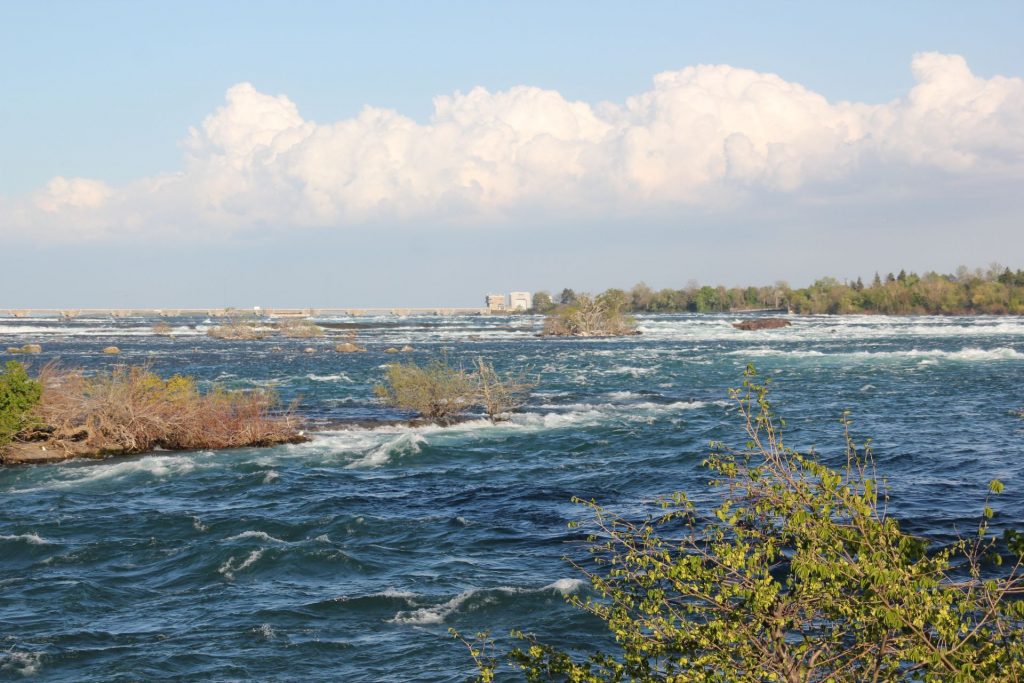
485,294,507,312
509,291,533,311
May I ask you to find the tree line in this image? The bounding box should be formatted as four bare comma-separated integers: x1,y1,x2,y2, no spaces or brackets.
531,265,1024,315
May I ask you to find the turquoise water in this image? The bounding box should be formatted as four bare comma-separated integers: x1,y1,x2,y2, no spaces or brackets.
1,314,1022,681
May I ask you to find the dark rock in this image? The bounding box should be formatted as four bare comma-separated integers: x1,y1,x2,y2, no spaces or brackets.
733,318,792,331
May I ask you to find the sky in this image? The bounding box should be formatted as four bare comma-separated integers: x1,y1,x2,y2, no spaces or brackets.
1,0,1023,307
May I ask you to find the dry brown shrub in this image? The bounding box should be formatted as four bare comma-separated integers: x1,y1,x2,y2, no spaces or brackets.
35,363,303,454
277,319,325,338
207,322,269,340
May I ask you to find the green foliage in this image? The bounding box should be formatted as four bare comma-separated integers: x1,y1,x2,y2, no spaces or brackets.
562,265,1024,315
0,361,42,446
471,367,1024,681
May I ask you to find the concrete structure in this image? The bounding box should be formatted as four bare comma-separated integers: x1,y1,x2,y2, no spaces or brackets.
485,294,507,312
509,291,533,311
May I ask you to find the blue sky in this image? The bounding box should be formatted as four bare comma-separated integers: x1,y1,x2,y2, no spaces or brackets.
2,1,1023,307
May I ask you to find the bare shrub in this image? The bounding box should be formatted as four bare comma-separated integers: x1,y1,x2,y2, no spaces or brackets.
207,322,269,340
152,322,173,335
277,319,325,338
541,293,637,337
34,363,303,454
473,357,535,422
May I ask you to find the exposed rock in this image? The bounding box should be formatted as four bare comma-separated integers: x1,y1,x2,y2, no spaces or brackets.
20,344,42,353
400,345,414,352
303,347,317,353
384,347,400,353
102,346,121,354
733,318,792,331
335,342,366,353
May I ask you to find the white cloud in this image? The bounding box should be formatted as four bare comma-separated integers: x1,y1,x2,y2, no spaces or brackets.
4,53,1023,242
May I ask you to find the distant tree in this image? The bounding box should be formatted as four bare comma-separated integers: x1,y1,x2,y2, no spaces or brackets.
597,288,629,313
558,288,577,305
897,269,907,282
531,291,554,313
630,282,654,311
872,272,882,288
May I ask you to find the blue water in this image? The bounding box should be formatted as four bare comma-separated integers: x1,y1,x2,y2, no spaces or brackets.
1,314,1023,681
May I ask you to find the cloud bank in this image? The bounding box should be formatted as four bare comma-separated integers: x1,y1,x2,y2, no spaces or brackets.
5,53,1023,242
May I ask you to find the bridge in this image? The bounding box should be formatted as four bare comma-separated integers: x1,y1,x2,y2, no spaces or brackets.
1,308,492,319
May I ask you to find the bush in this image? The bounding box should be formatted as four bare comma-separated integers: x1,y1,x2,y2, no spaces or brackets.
375,357,535,424
0,361,42,446
462,367,1024,681
474,357,536,422
207,322,269,340
277,319,325,338
541,293,637,337
35,364,303,453
374,358,478,425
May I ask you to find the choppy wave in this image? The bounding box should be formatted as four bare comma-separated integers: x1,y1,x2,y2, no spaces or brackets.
218,549,265,580
224,531,287,544
730,346,1023,362
389,580,587,625
0,532,50,545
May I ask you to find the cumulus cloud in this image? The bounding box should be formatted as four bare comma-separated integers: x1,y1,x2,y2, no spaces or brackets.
4,53,1023,242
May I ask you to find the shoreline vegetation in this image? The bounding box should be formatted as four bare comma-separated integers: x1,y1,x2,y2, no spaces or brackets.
531,264,1024,316
0,356,535,466
0,362,306,465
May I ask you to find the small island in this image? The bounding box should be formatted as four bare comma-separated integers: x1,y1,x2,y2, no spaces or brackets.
0,362,305,465
539,293,639,337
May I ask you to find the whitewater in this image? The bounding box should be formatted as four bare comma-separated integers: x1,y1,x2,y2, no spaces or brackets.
1,313,1022,681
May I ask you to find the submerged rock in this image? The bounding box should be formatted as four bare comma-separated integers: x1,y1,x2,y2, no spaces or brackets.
733,318,792,331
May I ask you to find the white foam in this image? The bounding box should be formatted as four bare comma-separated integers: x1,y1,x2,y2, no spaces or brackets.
730,346,1023,362
388,588,505,625
254,623,275,639
345,432,427,469
306,373,353,383
0,532,50,545
262,470,279,484
218,549,264,580
225,531,286,544
389,580,585,625
544,578,587,594
0,651,43,676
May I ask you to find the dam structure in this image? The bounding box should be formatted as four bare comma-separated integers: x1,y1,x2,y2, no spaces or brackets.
1,307,492,319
